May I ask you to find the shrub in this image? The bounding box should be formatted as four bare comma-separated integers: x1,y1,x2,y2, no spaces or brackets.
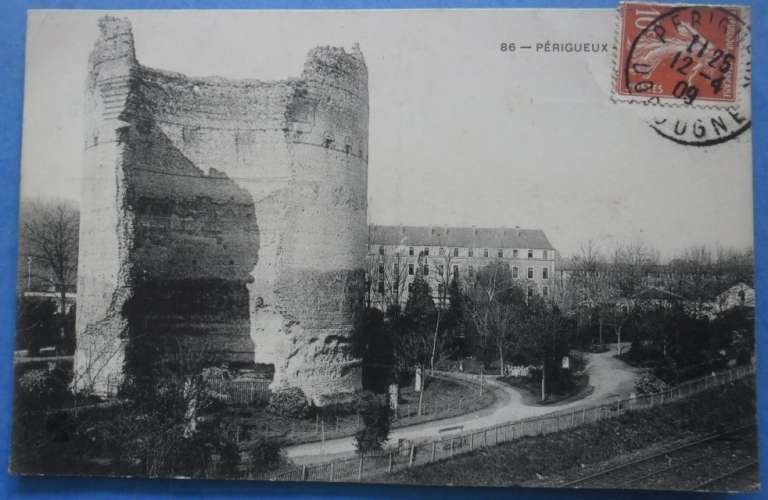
16,368,70,411
246,435,283,474
354,391,391,453
267,387,309,418
634,372,671,395
16,298,59,355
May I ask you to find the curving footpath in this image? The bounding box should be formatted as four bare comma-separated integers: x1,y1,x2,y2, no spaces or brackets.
286,344,639,465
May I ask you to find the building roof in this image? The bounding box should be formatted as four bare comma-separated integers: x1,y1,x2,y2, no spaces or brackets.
368,225,554,250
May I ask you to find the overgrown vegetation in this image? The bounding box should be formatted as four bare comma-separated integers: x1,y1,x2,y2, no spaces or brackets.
358,259,580,401
11,346,286,479
15,296,76,356
354,391,392,453
620,304,753,385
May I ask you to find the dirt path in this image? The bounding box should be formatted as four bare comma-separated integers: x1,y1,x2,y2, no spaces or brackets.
286,344,639,464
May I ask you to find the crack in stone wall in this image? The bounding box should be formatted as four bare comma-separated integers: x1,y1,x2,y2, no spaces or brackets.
74,16,368,404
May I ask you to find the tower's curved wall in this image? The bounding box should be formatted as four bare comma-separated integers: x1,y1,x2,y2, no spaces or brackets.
74,16,368,403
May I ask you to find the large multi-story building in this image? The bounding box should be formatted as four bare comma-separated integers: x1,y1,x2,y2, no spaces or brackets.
367,225,556,309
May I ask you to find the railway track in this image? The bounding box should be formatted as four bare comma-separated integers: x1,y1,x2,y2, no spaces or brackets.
692,460,759,492
562,423,758,491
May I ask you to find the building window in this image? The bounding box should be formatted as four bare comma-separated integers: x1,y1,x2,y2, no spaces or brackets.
379,246,384,255
528,249,534,259
439,247,445,256
468,265,474,277
543,250,548,259
468,249,474,257
378,280,385,293
408,263,414,275
542,267,549,279
543,286,549,298
527,267,534,279
378,264,384,275
453,247,459,257
453,265,459,278
424,263,429,275
528,286,534,298
424,247,430,256
409,246,414,256
483,248,489,258
394,263,400,275
438,264,445,276
512,266,519,279
513,249,518,258
498,249,504,258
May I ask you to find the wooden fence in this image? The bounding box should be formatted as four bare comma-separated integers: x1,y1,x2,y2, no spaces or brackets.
251,363,755,483
207,379,271,406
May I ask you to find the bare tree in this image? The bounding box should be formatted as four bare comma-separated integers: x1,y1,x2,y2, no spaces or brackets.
426,250,457,372
568,240,613,347
20,199,79,315
608,241,659,354
465,260,523,375
366,250,411,313
667,245,715,315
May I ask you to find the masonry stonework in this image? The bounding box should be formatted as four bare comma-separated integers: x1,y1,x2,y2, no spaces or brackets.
74,17,368,404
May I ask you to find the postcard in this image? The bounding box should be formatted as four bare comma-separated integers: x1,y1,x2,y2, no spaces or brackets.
11,5,757,492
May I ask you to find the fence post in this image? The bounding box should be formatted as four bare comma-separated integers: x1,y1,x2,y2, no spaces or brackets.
409,443,415,466
483,429,488,447
388,452,393,473
330,462,335,482
450,438,454,457
431,441,437,461
301,464,307,481
539,420,543,435
495,426,499,444
357,455,363,481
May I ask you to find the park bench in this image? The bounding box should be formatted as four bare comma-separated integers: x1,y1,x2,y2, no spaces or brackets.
438,424,465,451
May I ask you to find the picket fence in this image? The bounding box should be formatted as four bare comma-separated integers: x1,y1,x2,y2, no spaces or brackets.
250,363,755,483
207,379,271,406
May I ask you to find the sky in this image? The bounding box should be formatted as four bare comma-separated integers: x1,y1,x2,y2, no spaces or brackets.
20,9,754,259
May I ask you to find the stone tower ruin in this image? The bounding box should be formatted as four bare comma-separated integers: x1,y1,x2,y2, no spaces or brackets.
74,16,368,404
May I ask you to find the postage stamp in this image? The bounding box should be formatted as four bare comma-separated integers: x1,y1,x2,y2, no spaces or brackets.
614,2,750,108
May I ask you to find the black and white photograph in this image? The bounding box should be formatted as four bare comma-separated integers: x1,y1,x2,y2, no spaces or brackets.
10,7,758,492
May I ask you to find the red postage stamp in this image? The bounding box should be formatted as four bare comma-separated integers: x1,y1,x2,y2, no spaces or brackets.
614,3,750,106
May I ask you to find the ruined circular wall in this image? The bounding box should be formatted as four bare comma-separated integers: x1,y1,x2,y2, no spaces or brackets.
75,16,368,403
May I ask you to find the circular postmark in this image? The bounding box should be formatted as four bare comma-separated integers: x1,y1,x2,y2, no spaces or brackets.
616,4,751,146
647,106,750,147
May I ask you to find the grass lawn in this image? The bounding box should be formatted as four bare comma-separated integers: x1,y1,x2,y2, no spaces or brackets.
225,375,497,447
499,373,591,406
381,377,756,487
